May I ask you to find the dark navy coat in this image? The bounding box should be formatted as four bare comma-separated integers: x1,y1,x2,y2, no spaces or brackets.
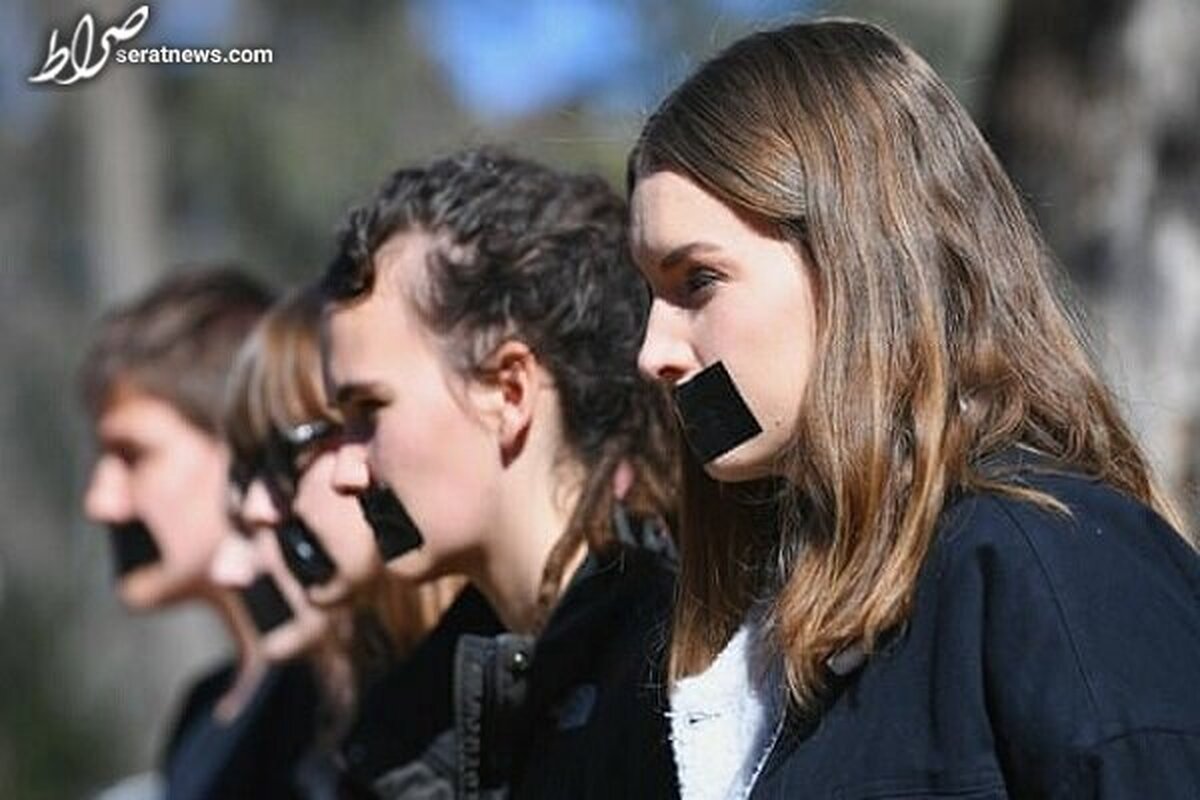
340,511,679,799
162,660,327,800
510,537,679,799
751,461,1200,798
339,585,504,797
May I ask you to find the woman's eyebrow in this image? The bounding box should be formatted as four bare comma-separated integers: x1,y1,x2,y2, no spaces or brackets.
98,432,141,453
332,381,393,408
657,241,723,273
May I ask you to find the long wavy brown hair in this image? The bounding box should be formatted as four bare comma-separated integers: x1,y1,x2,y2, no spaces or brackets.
629,18,1191,708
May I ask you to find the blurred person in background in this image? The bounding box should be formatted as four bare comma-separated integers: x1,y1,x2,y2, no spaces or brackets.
630,18,1200,799
176,510,326,800
220,285,474,797
79,268,295,799
322,148,681,798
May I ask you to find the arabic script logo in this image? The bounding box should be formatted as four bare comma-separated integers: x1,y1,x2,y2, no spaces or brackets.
28,4,150,86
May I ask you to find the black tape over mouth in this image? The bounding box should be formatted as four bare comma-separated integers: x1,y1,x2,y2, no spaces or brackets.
673,361,763,463
358,484,423,562
275,518,337,587
240,575,295,634
107,521,162,577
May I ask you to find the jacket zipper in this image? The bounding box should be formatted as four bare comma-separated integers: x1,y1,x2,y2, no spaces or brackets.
742,698,787,798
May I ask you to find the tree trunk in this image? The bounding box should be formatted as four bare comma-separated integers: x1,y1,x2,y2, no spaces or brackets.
984,0,1200,528
77,0,166,307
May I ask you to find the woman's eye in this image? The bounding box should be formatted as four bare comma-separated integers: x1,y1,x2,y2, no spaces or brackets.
683,265,721,298
345,403,380,439
115,444,146,468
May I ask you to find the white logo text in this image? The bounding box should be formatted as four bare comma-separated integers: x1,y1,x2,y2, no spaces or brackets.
29,5,150,86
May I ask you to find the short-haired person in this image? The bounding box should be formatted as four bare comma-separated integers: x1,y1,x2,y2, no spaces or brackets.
81,269,327,798
322,149,681,797
218,286,478,796
629,19,1200,799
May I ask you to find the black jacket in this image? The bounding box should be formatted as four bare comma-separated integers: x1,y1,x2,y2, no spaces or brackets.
340,586,505,797
750,461,1200,799
162,659,329,799
507,536,679,799
358,511,680,799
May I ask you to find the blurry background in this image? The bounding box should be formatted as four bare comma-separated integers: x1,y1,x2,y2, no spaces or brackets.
1,0,1196,796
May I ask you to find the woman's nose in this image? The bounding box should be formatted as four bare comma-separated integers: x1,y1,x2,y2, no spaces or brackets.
83,456,132,524
330,440,370,496
238,478,283,529
637,298,696,386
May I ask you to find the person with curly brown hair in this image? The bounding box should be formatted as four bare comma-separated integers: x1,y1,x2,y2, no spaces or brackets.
322,149,681,798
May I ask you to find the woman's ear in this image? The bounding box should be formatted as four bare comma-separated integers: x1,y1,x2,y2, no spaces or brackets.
472,340,542,463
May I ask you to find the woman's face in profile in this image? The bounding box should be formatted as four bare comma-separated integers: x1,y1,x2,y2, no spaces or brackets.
291,443,382,607
214,478,330,663
631,170,820,482
323,232,518,585
83,387,233,609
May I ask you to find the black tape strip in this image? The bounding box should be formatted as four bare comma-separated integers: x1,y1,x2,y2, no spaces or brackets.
107,521,162,577
673,361,763,463
240,575,295,634
275,519,337,587
358,484,423,562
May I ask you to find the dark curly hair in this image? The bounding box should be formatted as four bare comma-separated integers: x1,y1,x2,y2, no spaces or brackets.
323,148,678,625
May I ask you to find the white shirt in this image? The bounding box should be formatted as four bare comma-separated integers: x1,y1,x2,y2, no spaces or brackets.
669,619,786,800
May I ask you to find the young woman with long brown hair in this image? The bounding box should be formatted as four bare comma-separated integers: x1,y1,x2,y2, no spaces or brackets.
630,19,1200,799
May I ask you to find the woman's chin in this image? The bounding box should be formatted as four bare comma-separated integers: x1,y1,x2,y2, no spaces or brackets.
701,445,777,484
383,549,440,584
306,580,351,609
